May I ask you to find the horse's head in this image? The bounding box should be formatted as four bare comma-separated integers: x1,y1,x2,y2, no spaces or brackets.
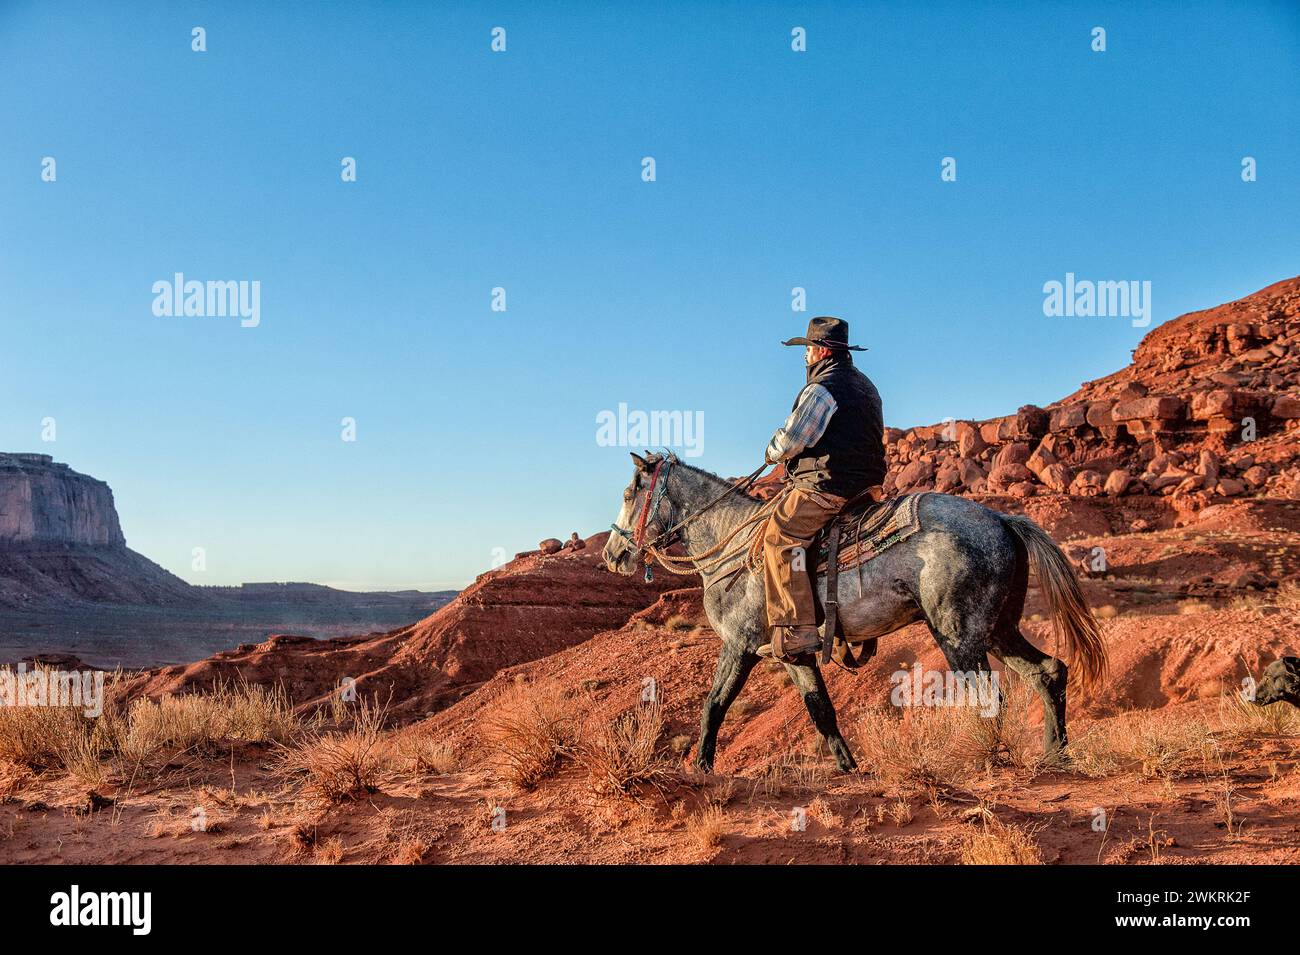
1253,656,1300,707
603,451,676,575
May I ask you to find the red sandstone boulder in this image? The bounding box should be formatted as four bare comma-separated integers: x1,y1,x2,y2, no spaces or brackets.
1085,401,1115,429
957,428,987,459
990,463,1034,488
1049,404,1088,431
1272,395,1300,419
957,458,987,489
1025,441,1058,480
934,463,962,493
1070,470,1105,497
1242,465,1269,488
1103,469,1132,496
1191,389,1240,420
1039,463,1073,493
993,442,1032,469
1112,396,1185,422
896,459,934,490
1197,450,1220,487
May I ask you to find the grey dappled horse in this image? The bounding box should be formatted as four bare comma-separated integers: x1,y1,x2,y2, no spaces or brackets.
603,452,1107,773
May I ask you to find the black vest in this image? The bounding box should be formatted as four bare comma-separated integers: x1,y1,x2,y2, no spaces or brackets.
787,353,886,498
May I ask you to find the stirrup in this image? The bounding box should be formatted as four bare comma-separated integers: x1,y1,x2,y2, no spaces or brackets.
758,626,820,663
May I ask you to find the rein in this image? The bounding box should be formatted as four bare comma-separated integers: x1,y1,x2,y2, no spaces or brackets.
611,459,770,581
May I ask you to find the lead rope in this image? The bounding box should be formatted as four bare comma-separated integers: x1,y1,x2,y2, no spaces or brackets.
643,485,788,578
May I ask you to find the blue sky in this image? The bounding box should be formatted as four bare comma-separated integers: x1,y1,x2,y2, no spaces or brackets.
1,0,1297,589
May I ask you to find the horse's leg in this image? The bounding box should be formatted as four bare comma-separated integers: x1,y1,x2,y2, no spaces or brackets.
985,527,1070,759
693,639,759,773
990,625,1068,758
922,576,1003,739
925,623,996,697
781,661,857,772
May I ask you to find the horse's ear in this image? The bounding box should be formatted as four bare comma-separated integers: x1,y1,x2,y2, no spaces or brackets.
630,452,650,471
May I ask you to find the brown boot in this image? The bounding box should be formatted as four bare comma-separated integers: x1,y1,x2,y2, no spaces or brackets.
758,625,822,664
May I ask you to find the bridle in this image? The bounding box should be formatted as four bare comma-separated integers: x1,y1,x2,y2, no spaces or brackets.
610,457,677,580
611,456,769,581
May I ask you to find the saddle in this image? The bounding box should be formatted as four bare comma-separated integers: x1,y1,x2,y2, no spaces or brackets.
810,490,928,670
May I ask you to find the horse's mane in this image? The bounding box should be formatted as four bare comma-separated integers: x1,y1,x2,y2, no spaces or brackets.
648,453,765,502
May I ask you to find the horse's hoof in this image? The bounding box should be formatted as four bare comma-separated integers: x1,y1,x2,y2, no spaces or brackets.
1039,748,1073,770
684,766,720,788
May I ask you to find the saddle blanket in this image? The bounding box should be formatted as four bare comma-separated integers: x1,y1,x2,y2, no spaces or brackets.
813,491,928,575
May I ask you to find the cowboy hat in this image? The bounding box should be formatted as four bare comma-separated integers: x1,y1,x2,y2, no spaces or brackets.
781,316,866,351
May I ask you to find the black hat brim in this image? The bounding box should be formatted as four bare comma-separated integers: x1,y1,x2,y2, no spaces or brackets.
781,337,867,351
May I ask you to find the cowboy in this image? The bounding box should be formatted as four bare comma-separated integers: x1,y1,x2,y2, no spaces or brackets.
758,317,886,663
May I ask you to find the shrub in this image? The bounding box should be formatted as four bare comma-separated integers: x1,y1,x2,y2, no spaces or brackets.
1069,710,1213,779
577,700,673,799
685,805,727,851
281,698,391,802
481,682,582,790
959,815,1043,865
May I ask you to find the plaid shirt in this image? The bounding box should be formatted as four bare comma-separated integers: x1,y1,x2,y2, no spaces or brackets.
766,383,838,463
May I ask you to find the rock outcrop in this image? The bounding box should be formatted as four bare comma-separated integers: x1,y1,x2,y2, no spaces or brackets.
0,454,197,609
882,277,1300,517
0,454,124,546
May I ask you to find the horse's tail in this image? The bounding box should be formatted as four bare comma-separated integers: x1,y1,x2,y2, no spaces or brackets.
1002,514,1108,693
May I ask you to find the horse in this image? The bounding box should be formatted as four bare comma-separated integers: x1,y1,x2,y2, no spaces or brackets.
603,451,1107,774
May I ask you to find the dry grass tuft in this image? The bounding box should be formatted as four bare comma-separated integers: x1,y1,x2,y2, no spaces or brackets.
807,796,842,828
1275,582,1300,610
577,700,674,799
389,837,430,865
757,750,829,796
481,682,583,790
664,614,696,633
280,698,391,802
685,804,727,852
378,807,436,864
1218,690,1300,737
314,836,345,865
116,681,296,762
0,759,32,803
949,678,1038,771
856,694,1032,789
395,730,458,775
959,814,1044,864
0,681,104,775
289,820,319,854
1069,710,1214,779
